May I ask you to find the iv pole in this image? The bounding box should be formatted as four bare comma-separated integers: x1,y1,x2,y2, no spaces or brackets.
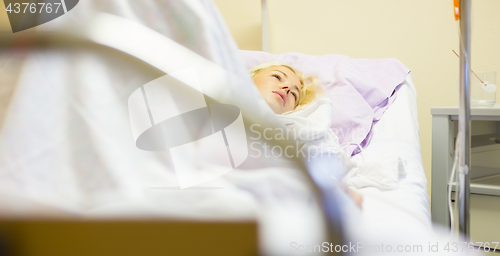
457,0,471,241
261,0,269,52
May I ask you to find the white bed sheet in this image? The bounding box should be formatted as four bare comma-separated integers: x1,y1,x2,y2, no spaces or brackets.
349,73,431,229
341,74,478,255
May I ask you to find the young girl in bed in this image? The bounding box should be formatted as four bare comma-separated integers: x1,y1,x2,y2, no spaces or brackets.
249,62,363,208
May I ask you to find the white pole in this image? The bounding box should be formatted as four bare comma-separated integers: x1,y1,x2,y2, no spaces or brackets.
458,0,471,241
261,0,269,52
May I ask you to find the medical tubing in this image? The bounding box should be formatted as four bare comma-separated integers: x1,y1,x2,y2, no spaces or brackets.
448,132,460,240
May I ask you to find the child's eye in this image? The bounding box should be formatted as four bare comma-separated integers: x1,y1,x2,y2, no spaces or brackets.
291,92,297,101
273,74,281,80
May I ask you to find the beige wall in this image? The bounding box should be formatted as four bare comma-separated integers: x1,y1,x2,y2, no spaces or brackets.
214,0,500,197
213,0,262,51
0,0,9,31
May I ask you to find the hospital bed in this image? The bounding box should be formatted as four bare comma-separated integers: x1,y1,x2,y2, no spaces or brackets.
0,0,477,255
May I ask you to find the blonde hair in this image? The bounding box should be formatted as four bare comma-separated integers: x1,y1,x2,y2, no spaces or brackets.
249,62,322,113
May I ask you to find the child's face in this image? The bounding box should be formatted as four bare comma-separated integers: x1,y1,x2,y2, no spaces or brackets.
253,66,302,114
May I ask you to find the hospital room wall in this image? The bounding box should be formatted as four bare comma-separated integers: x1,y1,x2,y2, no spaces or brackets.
0,1,7,30
213,0,500,198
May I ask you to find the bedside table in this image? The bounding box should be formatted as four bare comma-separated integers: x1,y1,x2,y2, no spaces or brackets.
431,106,500,243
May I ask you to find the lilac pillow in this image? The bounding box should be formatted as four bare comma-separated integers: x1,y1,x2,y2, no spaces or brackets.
239,50,410,156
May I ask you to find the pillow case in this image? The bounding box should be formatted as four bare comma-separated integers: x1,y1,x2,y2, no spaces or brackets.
239,50,410,156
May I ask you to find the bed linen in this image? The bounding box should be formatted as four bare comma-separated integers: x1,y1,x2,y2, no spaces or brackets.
240,50,410,156
346,73,431,229
340,74,478,255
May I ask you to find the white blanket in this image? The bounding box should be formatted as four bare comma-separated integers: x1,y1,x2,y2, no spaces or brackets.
278,98,349,161
278,97,406,191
